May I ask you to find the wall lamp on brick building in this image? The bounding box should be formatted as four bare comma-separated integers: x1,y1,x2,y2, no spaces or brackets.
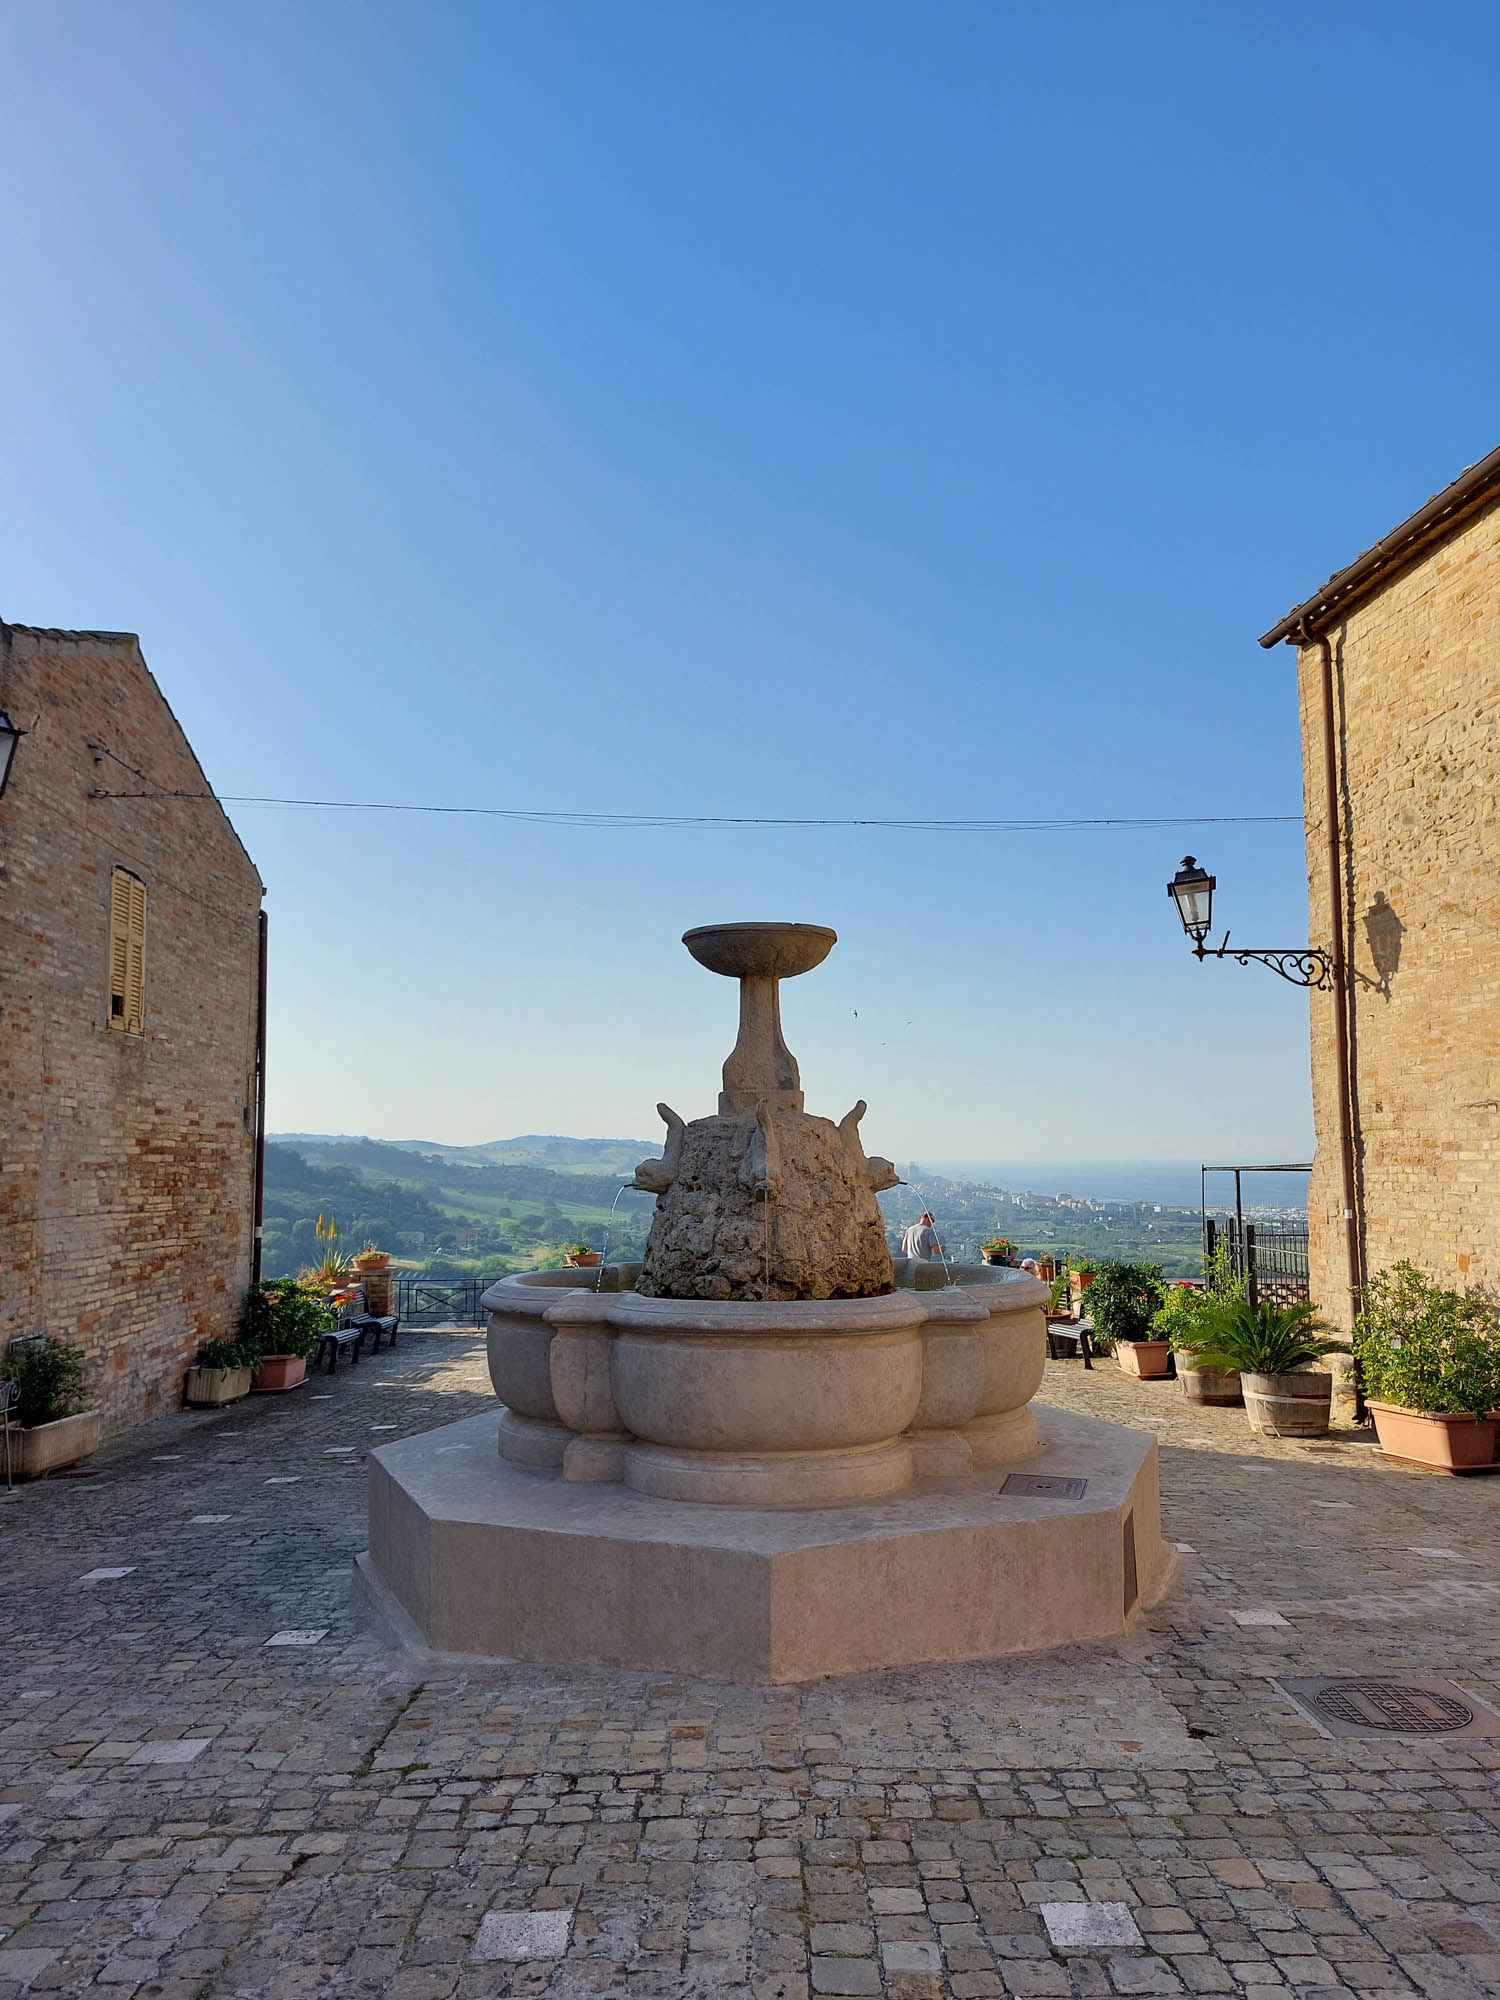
1167,855,1334,991
0,709,22,798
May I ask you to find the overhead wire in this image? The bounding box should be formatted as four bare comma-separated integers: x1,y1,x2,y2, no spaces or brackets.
92,789,1302,833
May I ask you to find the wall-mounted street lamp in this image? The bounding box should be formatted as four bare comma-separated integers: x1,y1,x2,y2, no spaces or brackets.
0,710,22,799
1167,855,1333,991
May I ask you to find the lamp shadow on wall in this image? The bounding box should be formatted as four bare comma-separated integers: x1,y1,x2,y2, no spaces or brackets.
1362,891,1404,999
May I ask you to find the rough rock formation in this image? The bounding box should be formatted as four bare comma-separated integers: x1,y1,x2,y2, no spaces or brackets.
635,1099,898,1301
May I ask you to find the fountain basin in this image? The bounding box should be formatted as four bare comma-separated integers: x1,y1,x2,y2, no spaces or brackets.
482,1262,1047,1500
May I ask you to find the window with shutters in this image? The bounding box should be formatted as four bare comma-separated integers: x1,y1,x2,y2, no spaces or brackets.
108,868,147,1033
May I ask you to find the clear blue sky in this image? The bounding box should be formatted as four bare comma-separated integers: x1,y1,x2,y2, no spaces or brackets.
4,1,1497,1164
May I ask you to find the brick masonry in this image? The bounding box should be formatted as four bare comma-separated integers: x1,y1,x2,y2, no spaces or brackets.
0,621,264,1436
1294,491,1500,1331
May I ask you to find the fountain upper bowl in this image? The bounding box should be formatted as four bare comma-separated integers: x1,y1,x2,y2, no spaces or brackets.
682,922,837,980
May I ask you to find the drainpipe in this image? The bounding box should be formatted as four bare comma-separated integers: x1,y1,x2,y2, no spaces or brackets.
251,909,268,1289
1301,623,1363,1397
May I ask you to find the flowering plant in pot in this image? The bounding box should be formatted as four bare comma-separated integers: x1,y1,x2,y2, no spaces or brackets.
1,1335,100,1477
1087,1261,1170,1377
563,1243,602,1268
979,1237,1014,1266
239,1279,332,1392
184,1337,255,1409
1184,1298,1347,1437
1152,1283,1242,1406
353,1241,390,1272
1352,1263,1500,1472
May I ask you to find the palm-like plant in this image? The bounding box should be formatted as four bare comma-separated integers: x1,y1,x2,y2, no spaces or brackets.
1185,1297,1347,1376
1184,1296,1352,1376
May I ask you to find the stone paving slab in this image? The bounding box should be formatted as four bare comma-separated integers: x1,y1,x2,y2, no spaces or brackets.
1,1333,1499,1998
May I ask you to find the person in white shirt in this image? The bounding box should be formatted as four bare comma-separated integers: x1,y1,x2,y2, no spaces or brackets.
901,1212,943,1260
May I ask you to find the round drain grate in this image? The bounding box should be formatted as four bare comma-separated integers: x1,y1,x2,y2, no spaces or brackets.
1310,1679,1475,1734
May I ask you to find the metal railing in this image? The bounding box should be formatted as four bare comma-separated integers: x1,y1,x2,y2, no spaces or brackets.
393,1276,488,1326
1205,1216,1310,1308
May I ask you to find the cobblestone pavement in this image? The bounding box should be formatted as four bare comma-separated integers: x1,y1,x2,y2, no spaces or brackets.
4,1332,1500,2000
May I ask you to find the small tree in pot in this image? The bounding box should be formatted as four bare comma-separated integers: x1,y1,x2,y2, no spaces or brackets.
1087,1261,1169,1376
1352,1263,1500,1472
1185,1298,1347,1437
2,1336,100,1477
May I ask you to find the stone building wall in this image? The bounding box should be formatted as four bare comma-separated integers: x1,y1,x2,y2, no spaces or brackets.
1294,492,1500,1328
0,623,263,1435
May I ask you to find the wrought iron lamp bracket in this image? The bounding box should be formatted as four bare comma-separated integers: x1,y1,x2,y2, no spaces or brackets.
1190,932,1334,991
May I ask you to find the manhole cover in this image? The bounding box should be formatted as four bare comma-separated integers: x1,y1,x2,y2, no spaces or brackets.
1002,1473,1087,1500
1313,1681,1473,1732
1279,1676,1500,1738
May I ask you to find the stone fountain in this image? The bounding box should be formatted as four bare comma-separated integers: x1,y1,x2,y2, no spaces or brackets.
362,923,1169,1680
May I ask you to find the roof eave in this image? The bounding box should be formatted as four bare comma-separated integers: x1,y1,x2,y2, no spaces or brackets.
1259,440,1500,648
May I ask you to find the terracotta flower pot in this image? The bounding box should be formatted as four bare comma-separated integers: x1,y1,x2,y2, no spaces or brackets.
1368,1402,1499,1473
1242,1368,1332,1437
1070,1270,1095,1292
1116,1339,1172,1380
252,1356,308,1393
566,1252,603,1268
354,1253,390,1274
1176,1355,1243,1406
14,1409,101,1479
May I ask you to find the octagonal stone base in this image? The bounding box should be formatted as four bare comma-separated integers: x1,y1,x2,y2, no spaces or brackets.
362,1405,1170,1682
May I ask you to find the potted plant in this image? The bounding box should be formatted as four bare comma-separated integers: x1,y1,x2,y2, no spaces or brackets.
1153,1282,1242,1406
1068,1257,1097,1294
1185,1298,1347,1436
183,1338,254,1409
1,1336,101,1477
1352,1263,1500,1472
1086,1261,1170,1378
564,1243,603,1268
353,1242,390,1273
240,1278,331,1392
979,1237,1014,1267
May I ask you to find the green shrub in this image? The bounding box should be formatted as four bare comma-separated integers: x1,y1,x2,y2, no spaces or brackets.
1185,1297,1345,1376
195,1338,252,1371
238,1279,332,1362
1151,1282,1213,1352
1086,1261,1166,1345
1352,1262,1500,1419
2,1336,88,1428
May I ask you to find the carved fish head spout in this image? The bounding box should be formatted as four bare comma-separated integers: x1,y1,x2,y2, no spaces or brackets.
632,1102,686,1196
836,1100,900,1191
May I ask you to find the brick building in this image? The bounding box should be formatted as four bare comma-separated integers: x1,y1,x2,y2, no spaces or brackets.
0,621,264,1434
1261,443,1500,1336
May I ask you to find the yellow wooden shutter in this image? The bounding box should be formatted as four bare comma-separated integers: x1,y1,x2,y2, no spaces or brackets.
108,870,131,1027
125,875,147,1032
108,869,147,1032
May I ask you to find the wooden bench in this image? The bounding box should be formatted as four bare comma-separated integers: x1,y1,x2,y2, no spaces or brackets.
317,1323,366,1374
351,1312,399,1354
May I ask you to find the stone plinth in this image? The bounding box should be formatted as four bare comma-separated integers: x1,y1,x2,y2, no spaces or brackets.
362,1404,1170,1681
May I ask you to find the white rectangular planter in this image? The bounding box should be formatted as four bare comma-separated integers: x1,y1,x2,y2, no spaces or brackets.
15,1409,102,1479
183,1365,253,1408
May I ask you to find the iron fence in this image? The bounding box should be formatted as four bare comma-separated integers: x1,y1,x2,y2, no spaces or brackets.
1204,1216,1310,1308
394,1276,488,1326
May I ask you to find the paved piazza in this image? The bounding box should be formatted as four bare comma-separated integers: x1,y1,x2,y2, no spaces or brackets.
4,1333,1500,2000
